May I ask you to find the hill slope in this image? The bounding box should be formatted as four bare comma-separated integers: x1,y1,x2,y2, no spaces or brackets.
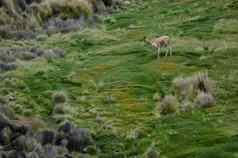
1,0,238,157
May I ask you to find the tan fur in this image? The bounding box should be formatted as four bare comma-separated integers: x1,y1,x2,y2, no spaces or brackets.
145,35,172,59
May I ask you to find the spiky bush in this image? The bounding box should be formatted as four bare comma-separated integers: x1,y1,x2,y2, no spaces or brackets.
159,95,179,115
191,71,215,94
195,92,215,108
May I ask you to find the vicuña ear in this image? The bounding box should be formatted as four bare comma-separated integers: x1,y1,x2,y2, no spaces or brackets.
143,36,150,43
143,36,147,41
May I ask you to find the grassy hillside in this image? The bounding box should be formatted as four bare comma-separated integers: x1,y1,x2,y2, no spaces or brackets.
1,0,238,157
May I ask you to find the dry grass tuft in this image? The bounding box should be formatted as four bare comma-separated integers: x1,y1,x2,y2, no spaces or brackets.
195,92,215,108
158,95,179,115
172,76,193,100
155,71,216,115
191,71,215,95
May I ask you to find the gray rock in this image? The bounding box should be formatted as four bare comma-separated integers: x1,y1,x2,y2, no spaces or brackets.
93,0,106,14
36,130,55,145
27,151,40,158
7,150,27,158
58,122,94,152
43,144,58,158
0,63,17,71
0,127,12,145
0,104,16,119
0,113,12,131
67,127,94,152
30,47,45,57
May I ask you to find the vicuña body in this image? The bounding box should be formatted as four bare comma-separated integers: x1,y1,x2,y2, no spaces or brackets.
145,35,172,59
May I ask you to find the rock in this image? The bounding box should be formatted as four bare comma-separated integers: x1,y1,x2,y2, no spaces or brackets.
102,0,113,6
58,122,94,152
12,135,27,151
34,143,45,158
0,49,16,63
66,127,94,152
12,117,45,132
0,151,8,158
0,127,12,145
52,48,65,58
14,31,36,40
58,122,72,135
0,104,16,119
0,63,17,71
7,150,27,158
23,137,38,152
15,0,28,12
16,51,37,61
93,0,106,14
36,130,55,145
12,126,30,137
27,151,40,158
43,144,58,158
43,17,83,34
0,113,13,131
30,47,45,57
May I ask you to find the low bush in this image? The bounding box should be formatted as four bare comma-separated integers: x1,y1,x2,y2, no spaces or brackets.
52,91,68,105
155,71,216,115
195,92,215,108
159,95,179,115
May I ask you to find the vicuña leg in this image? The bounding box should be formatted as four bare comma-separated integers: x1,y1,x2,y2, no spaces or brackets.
165,47,169,56
157,47,160,59
169,46,172,56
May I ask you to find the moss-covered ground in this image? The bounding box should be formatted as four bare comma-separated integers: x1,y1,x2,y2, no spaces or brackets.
1,0,238,157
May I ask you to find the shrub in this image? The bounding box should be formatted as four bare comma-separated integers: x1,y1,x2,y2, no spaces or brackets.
0,49,16,63
180,100,193,112
191,71,215,94
159,95,179,115
15,51,37,61
52,91,67,105
172,76,193,100
34,0,92,21
195,92,215,108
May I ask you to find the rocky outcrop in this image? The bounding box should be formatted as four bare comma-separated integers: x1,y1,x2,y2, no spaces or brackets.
0,47,65,72
0,0,125,39
0,104,95,157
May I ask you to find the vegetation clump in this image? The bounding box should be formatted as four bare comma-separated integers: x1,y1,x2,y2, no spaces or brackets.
155,71,216,115
195,92,215,108
158,95,179,115
52,91,67,104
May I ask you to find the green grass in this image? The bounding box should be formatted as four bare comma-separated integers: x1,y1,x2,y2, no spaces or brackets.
1,0,238,157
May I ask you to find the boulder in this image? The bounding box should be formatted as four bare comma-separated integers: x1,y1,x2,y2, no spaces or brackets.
36,130,56,145
0,127,12,145
58,122,94,152
66,128,94,152
0,63,17,71
7,150,27,158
